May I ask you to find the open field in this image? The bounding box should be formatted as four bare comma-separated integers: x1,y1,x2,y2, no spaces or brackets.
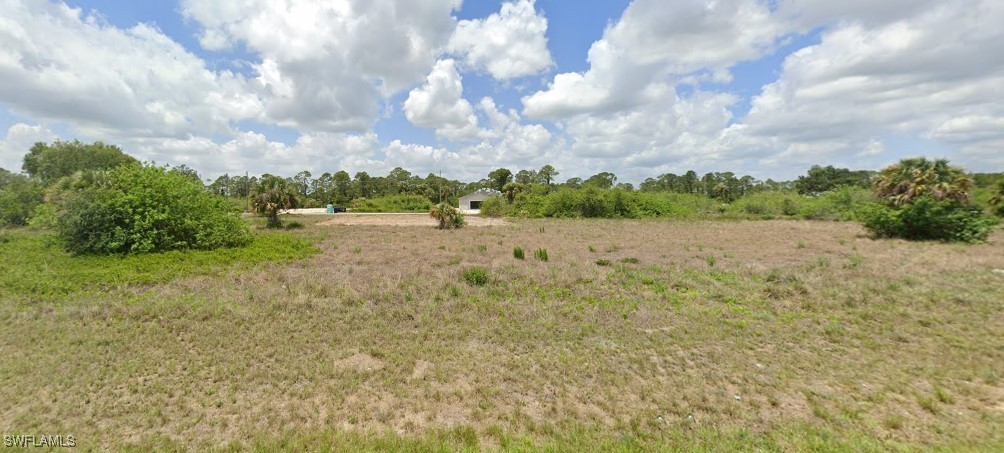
2,218,1003,451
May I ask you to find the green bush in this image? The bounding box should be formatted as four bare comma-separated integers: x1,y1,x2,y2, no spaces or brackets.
430,202,465,229
351,195,431,212
479,195,509,217
56,164,252,254
860,196,998,243
0,170,44,226
462,266,489,286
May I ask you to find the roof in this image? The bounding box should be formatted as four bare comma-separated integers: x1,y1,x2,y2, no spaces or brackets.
459,188,501,198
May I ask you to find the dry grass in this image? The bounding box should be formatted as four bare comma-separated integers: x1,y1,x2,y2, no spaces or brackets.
317,213,508,227
1,218,1003,451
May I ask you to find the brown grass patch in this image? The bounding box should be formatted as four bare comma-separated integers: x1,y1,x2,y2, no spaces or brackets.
2,218,1002,450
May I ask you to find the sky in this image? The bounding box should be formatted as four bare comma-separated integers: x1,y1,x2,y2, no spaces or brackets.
1,0,1002,184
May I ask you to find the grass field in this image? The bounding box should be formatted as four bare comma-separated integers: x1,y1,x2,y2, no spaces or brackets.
2,217,1003,451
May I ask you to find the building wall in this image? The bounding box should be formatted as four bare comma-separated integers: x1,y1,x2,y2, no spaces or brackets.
458,194,486,210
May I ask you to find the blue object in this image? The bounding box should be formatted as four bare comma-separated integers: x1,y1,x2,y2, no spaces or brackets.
326,204,334,214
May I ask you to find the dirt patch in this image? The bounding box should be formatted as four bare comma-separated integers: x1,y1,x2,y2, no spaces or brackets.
333,353,385,373
317,213,508,227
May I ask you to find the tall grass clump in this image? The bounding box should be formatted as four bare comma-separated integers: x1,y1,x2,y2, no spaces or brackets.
513,246,525,260
534,248,549,262
462,266,489,286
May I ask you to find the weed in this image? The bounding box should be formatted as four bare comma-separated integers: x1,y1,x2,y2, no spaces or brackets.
620,257,639,264
797,241,807,249
845,253,864,269
462,266,489,286
352,246,362,254
588,245,597,252
534,248,549,262
476,244,488,252
284,221,305,230
513,246,525,260
705,256,717,267
596,259,612,266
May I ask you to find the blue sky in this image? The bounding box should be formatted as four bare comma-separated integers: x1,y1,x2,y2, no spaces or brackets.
1,0,1002,182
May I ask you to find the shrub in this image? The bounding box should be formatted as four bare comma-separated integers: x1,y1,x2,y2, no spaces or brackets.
860,196,998,243
430,203,465,229
534,248,549,262
781,198,800,216
513,246,525,260
596,259,612,266
0,170,44,226
462,266,488,286
56,164,252,254
352,195,431,213
479,195,509,217
284,221,305,230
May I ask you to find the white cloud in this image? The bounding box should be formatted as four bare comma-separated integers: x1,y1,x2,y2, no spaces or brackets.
733,1,1004,172
0,123,57,172
0,1,259,139
403,59,481,142
122,131,383,178
181,0,461,132
447,0,553,79
523,0,785,119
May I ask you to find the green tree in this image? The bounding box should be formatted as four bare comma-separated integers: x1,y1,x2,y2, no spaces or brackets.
292,171,313,198
584,172,617,189
169,164,202,184
501,181,529,203
538,165,559,187
795,165,871,195
873,158,972,206
353,172,373,199
251,175,301,228
0,168,44,226
332,171,352,204
514,169,538,185
488,168,513,192
22,140,137,184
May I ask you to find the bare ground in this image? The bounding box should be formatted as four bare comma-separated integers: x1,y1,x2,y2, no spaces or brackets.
317,213,509,227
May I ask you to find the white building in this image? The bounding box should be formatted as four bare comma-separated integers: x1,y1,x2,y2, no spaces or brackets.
457,188,500,213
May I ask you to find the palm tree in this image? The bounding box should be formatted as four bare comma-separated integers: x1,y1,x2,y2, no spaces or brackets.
873,158,972,206
429,202,464,229
250,175,300,228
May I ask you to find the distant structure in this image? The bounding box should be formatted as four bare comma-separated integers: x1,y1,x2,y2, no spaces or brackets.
458,188,500,213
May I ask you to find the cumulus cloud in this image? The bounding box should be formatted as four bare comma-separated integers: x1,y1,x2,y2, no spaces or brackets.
121,131,383,178
0,1,259,139
732,1,1004,172
403,59,481,142
181,0,460,132
523,0,785,119
447,0,553,79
